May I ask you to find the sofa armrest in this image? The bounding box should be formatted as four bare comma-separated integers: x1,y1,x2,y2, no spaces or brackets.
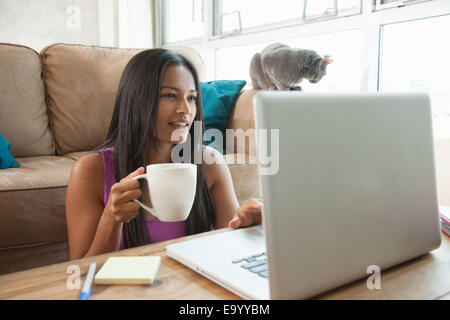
226,89,263,156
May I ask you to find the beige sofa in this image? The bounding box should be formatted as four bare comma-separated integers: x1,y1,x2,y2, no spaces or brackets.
0,43,260,275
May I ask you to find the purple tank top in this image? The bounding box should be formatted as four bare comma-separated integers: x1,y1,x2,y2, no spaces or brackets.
98,147,186,249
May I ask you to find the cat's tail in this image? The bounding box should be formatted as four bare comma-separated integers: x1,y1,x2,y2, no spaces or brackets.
249,53,264,90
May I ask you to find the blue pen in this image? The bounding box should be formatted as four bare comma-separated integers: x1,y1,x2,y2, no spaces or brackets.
78,262,96,300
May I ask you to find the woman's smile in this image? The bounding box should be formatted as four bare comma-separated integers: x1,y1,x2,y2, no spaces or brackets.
169,120,190,130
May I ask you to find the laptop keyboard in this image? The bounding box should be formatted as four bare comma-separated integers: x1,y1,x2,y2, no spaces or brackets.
231,252,267,278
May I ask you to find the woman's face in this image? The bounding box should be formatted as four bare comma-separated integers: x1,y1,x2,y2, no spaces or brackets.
156,63,197,145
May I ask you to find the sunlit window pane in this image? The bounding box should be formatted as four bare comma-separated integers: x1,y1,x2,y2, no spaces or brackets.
303,0,361,18
379,14,450,205
379,15,450,139
283,30,363,92
215,42,270,85
217,0,361,34
215,29,363,92
164,0,203,43
220,0,301,32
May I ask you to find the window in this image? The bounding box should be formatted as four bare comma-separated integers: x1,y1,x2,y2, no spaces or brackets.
215,29,363,92
215,42,270,83
379,14,450,138
159,0,450,204
303,0,361,20
217,0,302,35
214,0,362,36
163,0,204,43
159,0,449,96
378,12,450,205
282,29,363,92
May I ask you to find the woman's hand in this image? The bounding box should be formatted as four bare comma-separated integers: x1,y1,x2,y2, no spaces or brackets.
105,167,144,224
229,198,263,229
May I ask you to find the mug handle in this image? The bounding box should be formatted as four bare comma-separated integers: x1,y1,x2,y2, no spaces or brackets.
132,174,157,217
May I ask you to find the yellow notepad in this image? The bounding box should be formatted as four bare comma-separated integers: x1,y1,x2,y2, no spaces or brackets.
94,256,161,285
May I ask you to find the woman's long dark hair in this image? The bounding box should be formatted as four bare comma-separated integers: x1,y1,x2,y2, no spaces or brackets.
98,49,215,248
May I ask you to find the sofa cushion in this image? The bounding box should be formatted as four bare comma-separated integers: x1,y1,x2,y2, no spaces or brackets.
41,44,142,155
0,156,75,191
62,151,93,161
0,43,55,157
41,44,205,155
0,156,75,253
0,187,68,248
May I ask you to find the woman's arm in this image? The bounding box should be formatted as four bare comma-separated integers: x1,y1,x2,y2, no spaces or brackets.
203,146,262,229
65,153,144,260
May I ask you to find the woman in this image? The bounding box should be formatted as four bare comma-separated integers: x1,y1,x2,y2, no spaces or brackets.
66,49,262,260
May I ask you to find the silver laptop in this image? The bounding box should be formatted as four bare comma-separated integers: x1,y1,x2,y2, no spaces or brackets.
167,92,442,299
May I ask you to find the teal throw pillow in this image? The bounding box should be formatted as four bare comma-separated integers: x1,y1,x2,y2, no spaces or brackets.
0,133,19,169
201,80,246,153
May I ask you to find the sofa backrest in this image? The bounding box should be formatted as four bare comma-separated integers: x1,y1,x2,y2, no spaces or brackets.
0,43,55,157
41,43,205,155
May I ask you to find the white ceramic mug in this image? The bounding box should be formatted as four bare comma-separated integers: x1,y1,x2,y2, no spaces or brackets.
132,163,197,222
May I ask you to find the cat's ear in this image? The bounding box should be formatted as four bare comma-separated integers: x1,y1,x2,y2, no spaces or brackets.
322,58,334,65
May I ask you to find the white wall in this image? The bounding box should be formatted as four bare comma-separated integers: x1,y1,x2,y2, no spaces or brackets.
0,0,118,52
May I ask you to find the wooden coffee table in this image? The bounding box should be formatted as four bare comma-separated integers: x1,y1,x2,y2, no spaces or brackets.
0,228,449,300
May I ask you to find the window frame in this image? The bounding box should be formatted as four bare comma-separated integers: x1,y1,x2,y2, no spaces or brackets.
210,0,363,39
157,0,450,90
373,0,433,12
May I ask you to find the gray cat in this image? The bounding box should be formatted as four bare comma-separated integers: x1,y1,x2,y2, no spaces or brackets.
249,43,333,91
